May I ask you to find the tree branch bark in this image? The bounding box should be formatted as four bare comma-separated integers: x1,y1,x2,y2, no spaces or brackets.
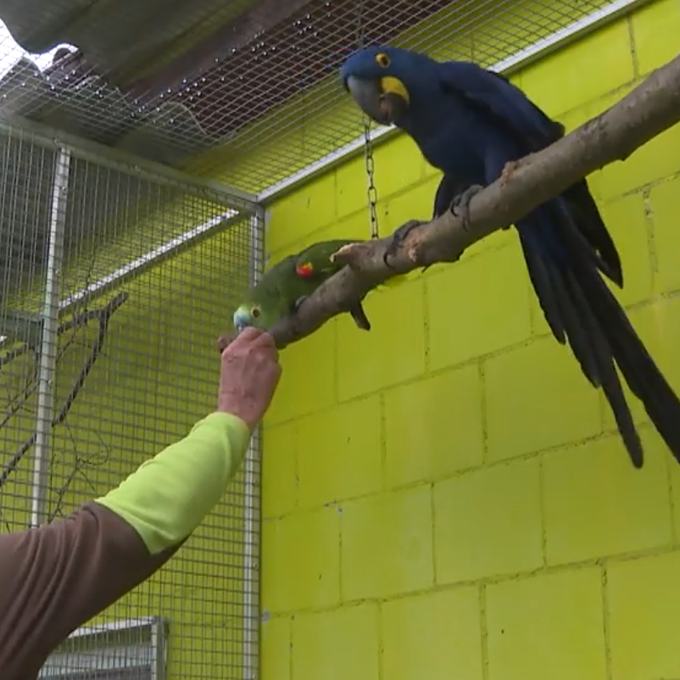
221,51,680,351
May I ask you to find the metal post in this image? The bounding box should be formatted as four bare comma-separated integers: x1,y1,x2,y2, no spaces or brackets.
151,616,168,680
242,207,265,680
30,146,71,528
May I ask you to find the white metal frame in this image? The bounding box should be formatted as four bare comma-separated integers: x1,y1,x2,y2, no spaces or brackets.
30,147,71,527
38,616,168,679
0,115,258,208
242,208,265,680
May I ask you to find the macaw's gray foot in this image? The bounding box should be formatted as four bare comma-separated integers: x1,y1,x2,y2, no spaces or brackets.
449,184,485,231
383,219,428,268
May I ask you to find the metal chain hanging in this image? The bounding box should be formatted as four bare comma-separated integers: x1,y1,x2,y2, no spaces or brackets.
362,119,380,240
355,0,380,240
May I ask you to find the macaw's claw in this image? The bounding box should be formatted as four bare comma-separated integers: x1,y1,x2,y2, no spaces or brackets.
383,219,428,268
449,184,485,231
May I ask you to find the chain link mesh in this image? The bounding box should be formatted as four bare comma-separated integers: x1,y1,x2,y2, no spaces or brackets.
0,123,263,678
0,0,634,195
205,0,628,194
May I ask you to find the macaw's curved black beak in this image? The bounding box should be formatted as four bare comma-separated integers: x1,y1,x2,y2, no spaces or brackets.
345,75,410,125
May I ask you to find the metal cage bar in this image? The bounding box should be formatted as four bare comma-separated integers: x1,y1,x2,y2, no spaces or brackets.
242,207,265,680
31,147,71,528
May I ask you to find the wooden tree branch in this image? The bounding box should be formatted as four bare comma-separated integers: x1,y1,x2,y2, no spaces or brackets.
221,51,680,351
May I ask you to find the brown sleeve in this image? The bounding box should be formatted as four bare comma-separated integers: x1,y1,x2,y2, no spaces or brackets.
0,501,181,680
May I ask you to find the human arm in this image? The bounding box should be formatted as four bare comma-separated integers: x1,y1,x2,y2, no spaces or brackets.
95,411,251,553
0,327,281,679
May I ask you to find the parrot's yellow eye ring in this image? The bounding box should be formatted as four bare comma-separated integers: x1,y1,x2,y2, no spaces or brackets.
375,52,390,68
252,307,261,318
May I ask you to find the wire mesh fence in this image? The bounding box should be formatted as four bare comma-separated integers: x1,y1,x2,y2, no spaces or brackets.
195,0,629,192
0,0,644,198
0,121,263,678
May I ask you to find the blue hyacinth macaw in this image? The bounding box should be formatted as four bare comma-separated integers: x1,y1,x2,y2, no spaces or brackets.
339,45,680,468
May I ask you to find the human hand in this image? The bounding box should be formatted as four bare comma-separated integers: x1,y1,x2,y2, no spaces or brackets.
217,327,282,430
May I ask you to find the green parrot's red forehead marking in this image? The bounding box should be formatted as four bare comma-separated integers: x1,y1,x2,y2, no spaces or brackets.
296,262,314,278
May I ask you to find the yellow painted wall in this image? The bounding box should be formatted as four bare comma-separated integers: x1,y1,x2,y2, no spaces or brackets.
259,2,680,679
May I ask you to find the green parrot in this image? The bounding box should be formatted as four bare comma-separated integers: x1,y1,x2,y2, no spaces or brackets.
233,239,371,332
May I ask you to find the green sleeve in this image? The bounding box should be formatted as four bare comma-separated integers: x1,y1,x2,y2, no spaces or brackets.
95,412,252,555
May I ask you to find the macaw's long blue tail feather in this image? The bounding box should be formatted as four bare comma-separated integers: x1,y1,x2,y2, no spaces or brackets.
561,179,623,287
516,199,680,468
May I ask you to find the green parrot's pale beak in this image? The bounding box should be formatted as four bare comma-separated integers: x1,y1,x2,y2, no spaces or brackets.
233,306,253,332
346,75,410,125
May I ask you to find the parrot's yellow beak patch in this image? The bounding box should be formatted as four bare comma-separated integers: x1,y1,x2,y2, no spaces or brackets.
380,76,409,104
378,76,410,124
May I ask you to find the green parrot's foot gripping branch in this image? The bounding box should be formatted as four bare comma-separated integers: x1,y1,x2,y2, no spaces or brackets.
219,51,680,354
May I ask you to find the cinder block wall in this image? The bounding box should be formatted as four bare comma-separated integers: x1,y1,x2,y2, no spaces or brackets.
260,1,680,678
